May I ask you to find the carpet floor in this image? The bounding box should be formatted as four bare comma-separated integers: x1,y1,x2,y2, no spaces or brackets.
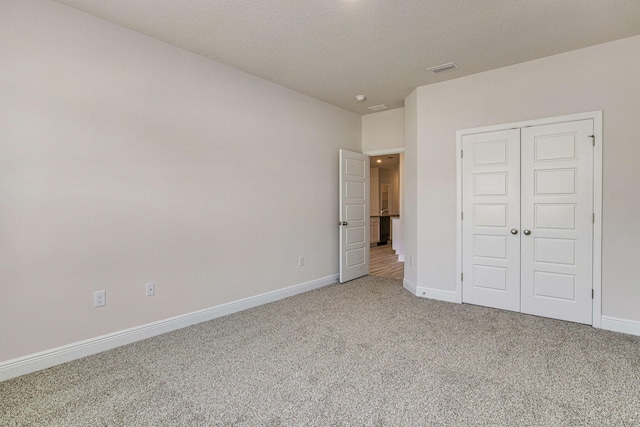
2,276,640,426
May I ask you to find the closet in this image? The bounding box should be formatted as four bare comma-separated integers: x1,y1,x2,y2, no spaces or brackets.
461,118,595,325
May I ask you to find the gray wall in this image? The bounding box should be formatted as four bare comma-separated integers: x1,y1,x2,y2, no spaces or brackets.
0,0,361,362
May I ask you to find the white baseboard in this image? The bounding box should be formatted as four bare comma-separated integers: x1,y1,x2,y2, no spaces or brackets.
404,280,461,305
601,316,640,337
0,274,338,382
402,278,417,295
415,286,461,304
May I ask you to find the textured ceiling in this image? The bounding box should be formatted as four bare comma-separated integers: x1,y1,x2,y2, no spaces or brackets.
53,0,640,114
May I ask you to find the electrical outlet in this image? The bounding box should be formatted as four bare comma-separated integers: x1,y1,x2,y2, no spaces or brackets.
146,282,155,296
94,290,106,308
298,256,304,266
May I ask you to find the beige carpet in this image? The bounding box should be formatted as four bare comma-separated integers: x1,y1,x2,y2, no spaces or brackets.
2,275,640,426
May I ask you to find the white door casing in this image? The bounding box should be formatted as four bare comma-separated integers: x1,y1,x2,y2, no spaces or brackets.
462,129,521,312
520,120,594,324
458,114,599,326
339,149,370,283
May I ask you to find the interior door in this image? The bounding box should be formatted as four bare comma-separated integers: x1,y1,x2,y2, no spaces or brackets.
462,129,521,311
339,149,370,283
520,120,594,324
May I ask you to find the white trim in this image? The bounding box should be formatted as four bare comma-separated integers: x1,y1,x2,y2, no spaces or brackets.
0,274,338,382
363,148,405,156
402,278,417,295
456,126,463,304
601,316,640,337
456,111,603,326
398,254,405,262
457,111,603,137
592,112,603,328
415,286,461,303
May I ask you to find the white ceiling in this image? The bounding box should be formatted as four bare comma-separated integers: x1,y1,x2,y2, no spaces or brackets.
54,0,640,115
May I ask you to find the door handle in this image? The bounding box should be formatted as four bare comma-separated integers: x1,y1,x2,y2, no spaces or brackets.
339,221,348,226
523,229,531,235
510,229,518,235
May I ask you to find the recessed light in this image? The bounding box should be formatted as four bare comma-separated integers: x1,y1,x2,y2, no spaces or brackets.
428,62,458,74
377,160,382,163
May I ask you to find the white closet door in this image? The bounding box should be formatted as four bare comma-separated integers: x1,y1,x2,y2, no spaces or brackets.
462,129,521,312
520,120,594,324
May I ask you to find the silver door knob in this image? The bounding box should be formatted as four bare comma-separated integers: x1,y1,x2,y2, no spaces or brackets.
523,230,531,235
510,229,518,235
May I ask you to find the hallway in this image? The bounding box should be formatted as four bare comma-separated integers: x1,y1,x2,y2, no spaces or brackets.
369,244,404,280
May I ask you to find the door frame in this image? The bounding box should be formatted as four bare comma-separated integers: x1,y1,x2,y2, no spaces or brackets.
455,111,603,327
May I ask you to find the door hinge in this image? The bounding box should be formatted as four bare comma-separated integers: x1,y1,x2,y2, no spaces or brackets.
589,135,595,146
592,289,594,299
461,150,463,158
593,213,595,223
461,211,464,220
461,273,463,281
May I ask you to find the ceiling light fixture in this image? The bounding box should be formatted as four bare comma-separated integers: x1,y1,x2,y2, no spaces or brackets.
355,95,366,102
428,62,458,74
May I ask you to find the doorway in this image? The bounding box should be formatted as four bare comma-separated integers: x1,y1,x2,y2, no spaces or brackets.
338,149,405,283
369,153,404,279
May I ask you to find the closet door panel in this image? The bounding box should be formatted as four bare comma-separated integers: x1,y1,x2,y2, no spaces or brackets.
462,129,521,312
520,120,594,324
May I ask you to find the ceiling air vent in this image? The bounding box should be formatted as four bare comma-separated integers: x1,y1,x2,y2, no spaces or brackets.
368,104,388,112
428,62,458,74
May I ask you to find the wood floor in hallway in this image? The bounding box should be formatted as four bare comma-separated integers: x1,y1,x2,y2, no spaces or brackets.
369,243,404,280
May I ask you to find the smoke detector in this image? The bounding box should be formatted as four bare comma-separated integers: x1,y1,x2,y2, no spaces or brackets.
355,95,367,102
428,62,458,74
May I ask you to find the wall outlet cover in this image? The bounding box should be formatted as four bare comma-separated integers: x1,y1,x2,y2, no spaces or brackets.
93,290,106,308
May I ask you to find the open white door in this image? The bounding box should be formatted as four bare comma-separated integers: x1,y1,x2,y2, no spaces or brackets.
339,149,370,283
